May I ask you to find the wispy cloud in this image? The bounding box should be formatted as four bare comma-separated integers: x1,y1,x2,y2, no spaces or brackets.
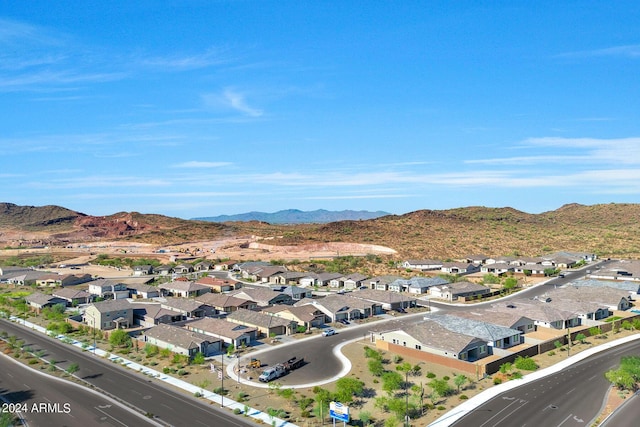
140,47,238,71
557,44,640,59
203,88,264,117
172,161,233,168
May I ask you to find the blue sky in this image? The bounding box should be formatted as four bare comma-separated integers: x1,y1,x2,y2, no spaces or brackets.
2,1,639,219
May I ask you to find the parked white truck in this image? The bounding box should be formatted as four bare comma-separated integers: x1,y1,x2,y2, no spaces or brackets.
258,357,304,382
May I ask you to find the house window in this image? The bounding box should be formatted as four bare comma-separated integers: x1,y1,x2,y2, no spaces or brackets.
392,339,397,344
460,352,467,360
479,345,487,354
415,344,421,350
403,341,406,347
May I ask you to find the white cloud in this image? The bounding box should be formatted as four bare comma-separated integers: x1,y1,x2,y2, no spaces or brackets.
203,88,263,117
140,47,237,71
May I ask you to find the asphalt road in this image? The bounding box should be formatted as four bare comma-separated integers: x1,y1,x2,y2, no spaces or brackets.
450,339,640,427
0,320,259,427
0,353,157,427
601,391,640,427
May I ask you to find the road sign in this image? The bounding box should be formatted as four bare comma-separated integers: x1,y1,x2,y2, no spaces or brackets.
329,401,350,422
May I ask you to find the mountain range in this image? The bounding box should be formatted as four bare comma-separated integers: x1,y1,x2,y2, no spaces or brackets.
192,209,390,224
2,202,640,259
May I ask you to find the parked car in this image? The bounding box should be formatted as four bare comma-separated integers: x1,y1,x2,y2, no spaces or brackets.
322,328,336,337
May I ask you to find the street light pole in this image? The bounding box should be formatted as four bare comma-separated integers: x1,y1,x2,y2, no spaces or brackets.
405,369,410,427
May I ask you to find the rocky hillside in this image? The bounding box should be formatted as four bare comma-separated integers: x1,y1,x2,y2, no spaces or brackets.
1,202,640,259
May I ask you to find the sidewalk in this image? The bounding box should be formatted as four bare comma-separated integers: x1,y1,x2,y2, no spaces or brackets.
7,315,296,427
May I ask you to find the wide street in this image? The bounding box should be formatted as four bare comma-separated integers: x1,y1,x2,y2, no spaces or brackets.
450,338,640,427
0,320,259,427
0,353,158,427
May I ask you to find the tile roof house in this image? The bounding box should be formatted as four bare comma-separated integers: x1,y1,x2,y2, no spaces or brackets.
84,299,133,330
282,285,313,300
426,314,523,350
569,278,640,295
195,276,239,293
315,272,344,287
342,273,369,290
87,279,129,300
491,299,581,330
195,293,256,313
543,286,632,318
52,288,91,306
295,294,380,322
440,262,480,275
132,303,183,327
160,297,215,318
185,317,257,348
158,281,211,298
377,321,490,361
229,287,293,307
36,273,92,287
428,281,490,301
127,283,161,299
133,265,154,276
25,292,67,312
454,310,535,335
367,275,403,291
226,308,296,337
261,305,326,330
348,288,417,311
141,323,222,358
401,259,443,271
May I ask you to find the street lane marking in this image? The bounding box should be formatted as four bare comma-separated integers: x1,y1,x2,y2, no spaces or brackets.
94,406,129,427
557,413,573,426
478,398,527,427
566,388,576,395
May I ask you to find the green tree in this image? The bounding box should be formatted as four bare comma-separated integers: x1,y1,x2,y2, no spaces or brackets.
109,329,132,348
382,371,404,396
575,333,587,344
191,352,205,365
482,274,500,285
454,374,468,393
429,378,453,397
335,377,364,403
226,343,235,356
503,277,518,291
589,326,602,338
358,410,373,426
368,358,385,377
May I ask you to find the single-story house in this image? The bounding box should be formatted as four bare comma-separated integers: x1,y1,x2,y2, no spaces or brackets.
229,287,293,307
195,276,239,293
158,281,211,298
282,285,313,300
160,297,215,319
195,293,257,313
25,292,68,313
491,299,581,330
348,288,417,311
226,308,297,337
440,262,480,275
261,305,326,330
133,303,183,327
401,259,443,271
428,281,490,301
368,275,403,291
127,283,162,299
376,321,490,362
185,317,257,348
52,288,92,306
426,314,523,350
141,324,222,358
194,261,213,271
133,265,154,276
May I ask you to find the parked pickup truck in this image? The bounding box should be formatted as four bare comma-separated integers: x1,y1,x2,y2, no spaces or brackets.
258,357,305,382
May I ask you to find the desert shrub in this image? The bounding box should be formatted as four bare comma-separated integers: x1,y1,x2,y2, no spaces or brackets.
493,377,503,385
459,395,468,400
233,408,242,415
426,372,436,379
514,356,538,371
